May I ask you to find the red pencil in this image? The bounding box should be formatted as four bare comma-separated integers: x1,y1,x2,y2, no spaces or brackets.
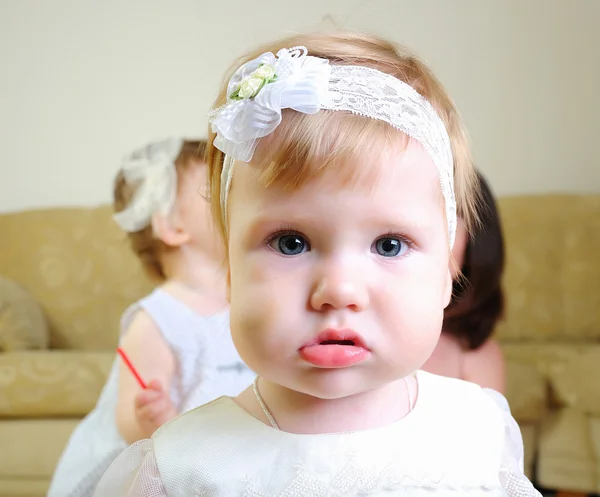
117,347,147,389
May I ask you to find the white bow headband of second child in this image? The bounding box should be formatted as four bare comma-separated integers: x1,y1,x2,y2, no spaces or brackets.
113,137,183,233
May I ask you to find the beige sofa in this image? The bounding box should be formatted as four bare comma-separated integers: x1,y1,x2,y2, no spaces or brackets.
495,195,600,494
0,195,599,496
0,206,154,496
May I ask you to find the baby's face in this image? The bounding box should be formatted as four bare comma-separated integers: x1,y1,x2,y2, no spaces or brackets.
226,140,452,399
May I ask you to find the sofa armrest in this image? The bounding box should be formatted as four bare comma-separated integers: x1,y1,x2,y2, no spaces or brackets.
0,350,114,417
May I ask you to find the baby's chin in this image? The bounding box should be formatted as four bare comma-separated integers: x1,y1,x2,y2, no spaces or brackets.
272,367,409,401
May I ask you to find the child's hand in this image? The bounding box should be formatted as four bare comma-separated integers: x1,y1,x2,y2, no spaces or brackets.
134,380,178,437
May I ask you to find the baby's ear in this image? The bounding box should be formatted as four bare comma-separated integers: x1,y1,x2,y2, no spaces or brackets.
151,212,190,247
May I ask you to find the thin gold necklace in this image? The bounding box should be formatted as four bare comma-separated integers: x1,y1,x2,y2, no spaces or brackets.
251,376,414,431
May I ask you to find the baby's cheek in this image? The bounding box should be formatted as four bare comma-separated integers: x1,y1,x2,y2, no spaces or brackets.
413,304,444,360
229,285,282,362
390,282,444,347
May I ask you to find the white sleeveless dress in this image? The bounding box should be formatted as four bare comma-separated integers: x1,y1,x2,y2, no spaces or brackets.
93,371,541,496
47,289,255,497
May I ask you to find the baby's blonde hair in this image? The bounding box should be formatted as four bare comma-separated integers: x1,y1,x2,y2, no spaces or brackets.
113,140,207,280
207,32,479,249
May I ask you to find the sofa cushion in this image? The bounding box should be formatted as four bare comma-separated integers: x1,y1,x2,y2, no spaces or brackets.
589,416,600,494
0,351,113,417
546,345,600,415
0,276,48,352
0,478,51,497
537,407,597,493
503,343,600,415
0,418,80,479
502,346,548,422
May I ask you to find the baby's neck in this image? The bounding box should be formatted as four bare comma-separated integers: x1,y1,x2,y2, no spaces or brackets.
160,248,228,314
237,376,415,434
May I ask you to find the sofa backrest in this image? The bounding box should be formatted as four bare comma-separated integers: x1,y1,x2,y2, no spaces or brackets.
0,206,154,350
496,194,600,342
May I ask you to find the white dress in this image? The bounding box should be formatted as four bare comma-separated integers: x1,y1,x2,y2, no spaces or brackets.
93,371,541,496
48,289,256,497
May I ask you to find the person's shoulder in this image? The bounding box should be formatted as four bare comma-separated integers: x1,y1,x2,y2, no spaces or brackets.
463,339,506,392
418,369,482,396
119,289,164,340
118,308,170,362
123,308,160,336
152,396,239,447
469,338,504,360
417,371,507,459
417,370,505,425
149,396,251,494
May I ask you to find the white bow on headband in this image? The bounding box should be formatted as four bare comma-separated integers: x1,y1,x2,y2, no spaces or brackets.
211,47,330,162
210,46,457,246
113,137,183,233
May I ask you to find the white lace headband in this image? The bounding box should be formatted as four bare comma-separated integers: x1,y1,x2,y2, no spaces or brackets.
210,46,457,246
113,137,183,233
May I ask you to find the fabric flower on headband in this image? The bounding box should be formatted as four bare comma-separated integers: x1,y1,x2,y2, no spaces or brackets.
210,47,331,162
230,63,278,100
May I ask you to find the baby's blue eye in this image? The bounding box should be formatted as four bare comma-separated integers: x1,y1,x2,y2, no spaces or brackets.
373,237,407,257
271,234,309,256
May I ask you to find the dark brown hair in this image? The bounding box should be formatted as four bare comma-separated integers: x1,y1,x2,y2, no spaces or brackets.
113,139,207,281
443,171,505,350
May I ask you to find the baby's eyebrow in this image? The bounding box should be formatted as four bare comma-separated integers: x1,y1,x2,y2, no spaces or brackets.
250,207,324,227
246,211,435,237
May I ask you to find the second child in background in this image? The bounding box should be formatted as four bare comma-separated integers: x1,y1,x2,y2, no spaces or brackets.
47,138,255,497
423,170,506,392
